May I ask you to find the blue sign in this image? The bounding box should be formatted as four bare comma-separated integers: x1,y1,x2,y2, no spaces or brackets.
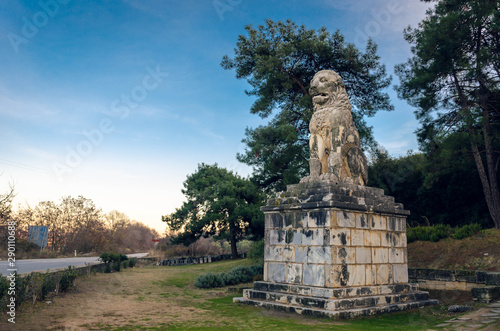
28,226,49,249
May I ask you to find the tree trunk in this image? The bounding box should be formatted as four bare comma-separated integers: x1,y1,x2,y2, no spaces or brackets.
229,220,238,259
471,141,500,229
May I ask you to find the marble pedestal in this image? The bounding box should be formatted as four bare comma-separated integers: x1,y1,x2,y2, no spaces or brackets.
234,181,437,318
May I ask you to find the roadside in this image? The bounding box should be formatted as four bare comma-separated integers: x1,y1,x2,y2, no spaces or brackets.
5,260,452,330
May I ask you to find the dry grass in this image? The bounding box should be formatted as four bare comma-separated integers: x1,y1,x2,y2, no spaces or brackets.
408,228,500,271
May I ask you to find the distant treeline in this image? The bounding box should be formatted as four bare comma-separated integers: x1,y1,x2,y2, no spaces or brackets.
0,192,159,256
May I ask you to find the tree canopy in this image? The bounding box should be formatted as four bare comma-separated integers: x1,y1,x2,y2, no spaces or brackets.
162,164,264,259
222,19,393,192
395,0,500,228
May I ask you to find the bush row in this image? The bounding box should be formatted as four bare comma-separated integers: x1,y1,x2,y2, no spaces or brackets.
407,223,482,243
99,252,135,273
0,266,78,311
194,265,263,289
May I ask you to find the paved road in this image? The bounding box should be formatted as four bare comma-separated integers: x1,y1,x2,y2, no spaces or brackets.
0,253,149,275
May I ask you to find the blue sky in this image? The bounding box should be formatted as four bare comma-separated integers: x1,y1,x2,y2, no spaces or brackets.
0,0,433,233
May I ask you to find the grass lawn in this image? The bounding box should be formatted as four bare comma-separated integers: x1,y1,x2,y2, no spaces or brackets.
7,259,453,330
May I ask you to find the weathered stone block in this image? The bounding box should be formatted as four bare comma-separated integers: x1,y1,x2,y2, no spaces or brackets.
389,248,404,264
270,229,286,245
337,247,355,264
372,248,389,264
308,210,331,227
347,265,366,287
356,214,369,229
381,232,393,247
388,217,404,232
295,246,307,263
287,263,302,284
266,213,283,228
376,264,392,284
337,211,355,227
393,264,409,284
356,247,372,264
283,246,295,262
268,263,286,283
331,229,350,246
285,229,301,245
308,246,331,264
302,228,324,246
303,264,325,287
365,265,376,286
265,245,283,262
364,231,381,247
285,212,307,228
351,229,364,246
370,215,386,230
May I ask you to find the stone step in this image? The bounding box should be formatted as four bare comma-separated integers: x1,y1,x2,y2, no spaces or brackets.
234,297,439,319
252,281,420,299
243,288,432,311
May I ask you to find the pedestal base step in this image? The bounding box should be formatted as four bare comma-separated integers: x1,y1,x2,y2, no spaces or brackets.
234,297,438,319
233,282,438,319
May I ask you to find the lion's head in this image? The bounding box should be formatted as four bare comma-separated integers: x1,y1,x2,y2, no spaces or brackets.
309,70,349,111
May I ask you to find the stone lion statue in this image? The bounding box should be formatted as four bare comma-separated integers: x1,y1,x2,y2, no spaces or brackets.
300,70,368,185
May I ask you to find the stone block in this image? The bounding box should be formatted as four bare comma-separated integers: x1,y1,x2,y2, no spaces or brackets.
370,215,386,230
308,246,331,264
337,247,355,264
376,264,393,285
290,285,312,296
283,246,295,262
266,213,283,228
365,265,377,286
287,264,302,284
312,287,335,298
381,232,393,247
268,263,286,283
356,247,372,264
347,265,366,287
308,210,331,227
263,262,268,281
393,264,409,284
364,231,381,247
263,248,279,262
471,286,500,303
389,248,405,264
331,264,349,287
265,245,283,262
285,229,301,245
270,229,286,245
303,264,325,287
295,246,307,263
285,212,307,228
356,214,370,229
351,229,364,246
302,228,324,246
372,248,389,264
337,211,355,228
388,217,404,232
331,229,350,246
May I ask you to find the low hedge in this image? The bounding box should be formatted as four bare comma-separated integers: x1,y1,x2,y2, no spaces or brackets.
407,223,482,243
195,265,263,289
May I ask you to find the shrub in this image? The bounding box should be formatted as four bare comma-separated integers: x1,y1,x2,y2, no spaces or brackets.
128,258,136,268
407,223,482,243
112,261,121,272
453,223,482,239
194,264,263,289
195,272,225,288
60,267,77,292
122,261,127,269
